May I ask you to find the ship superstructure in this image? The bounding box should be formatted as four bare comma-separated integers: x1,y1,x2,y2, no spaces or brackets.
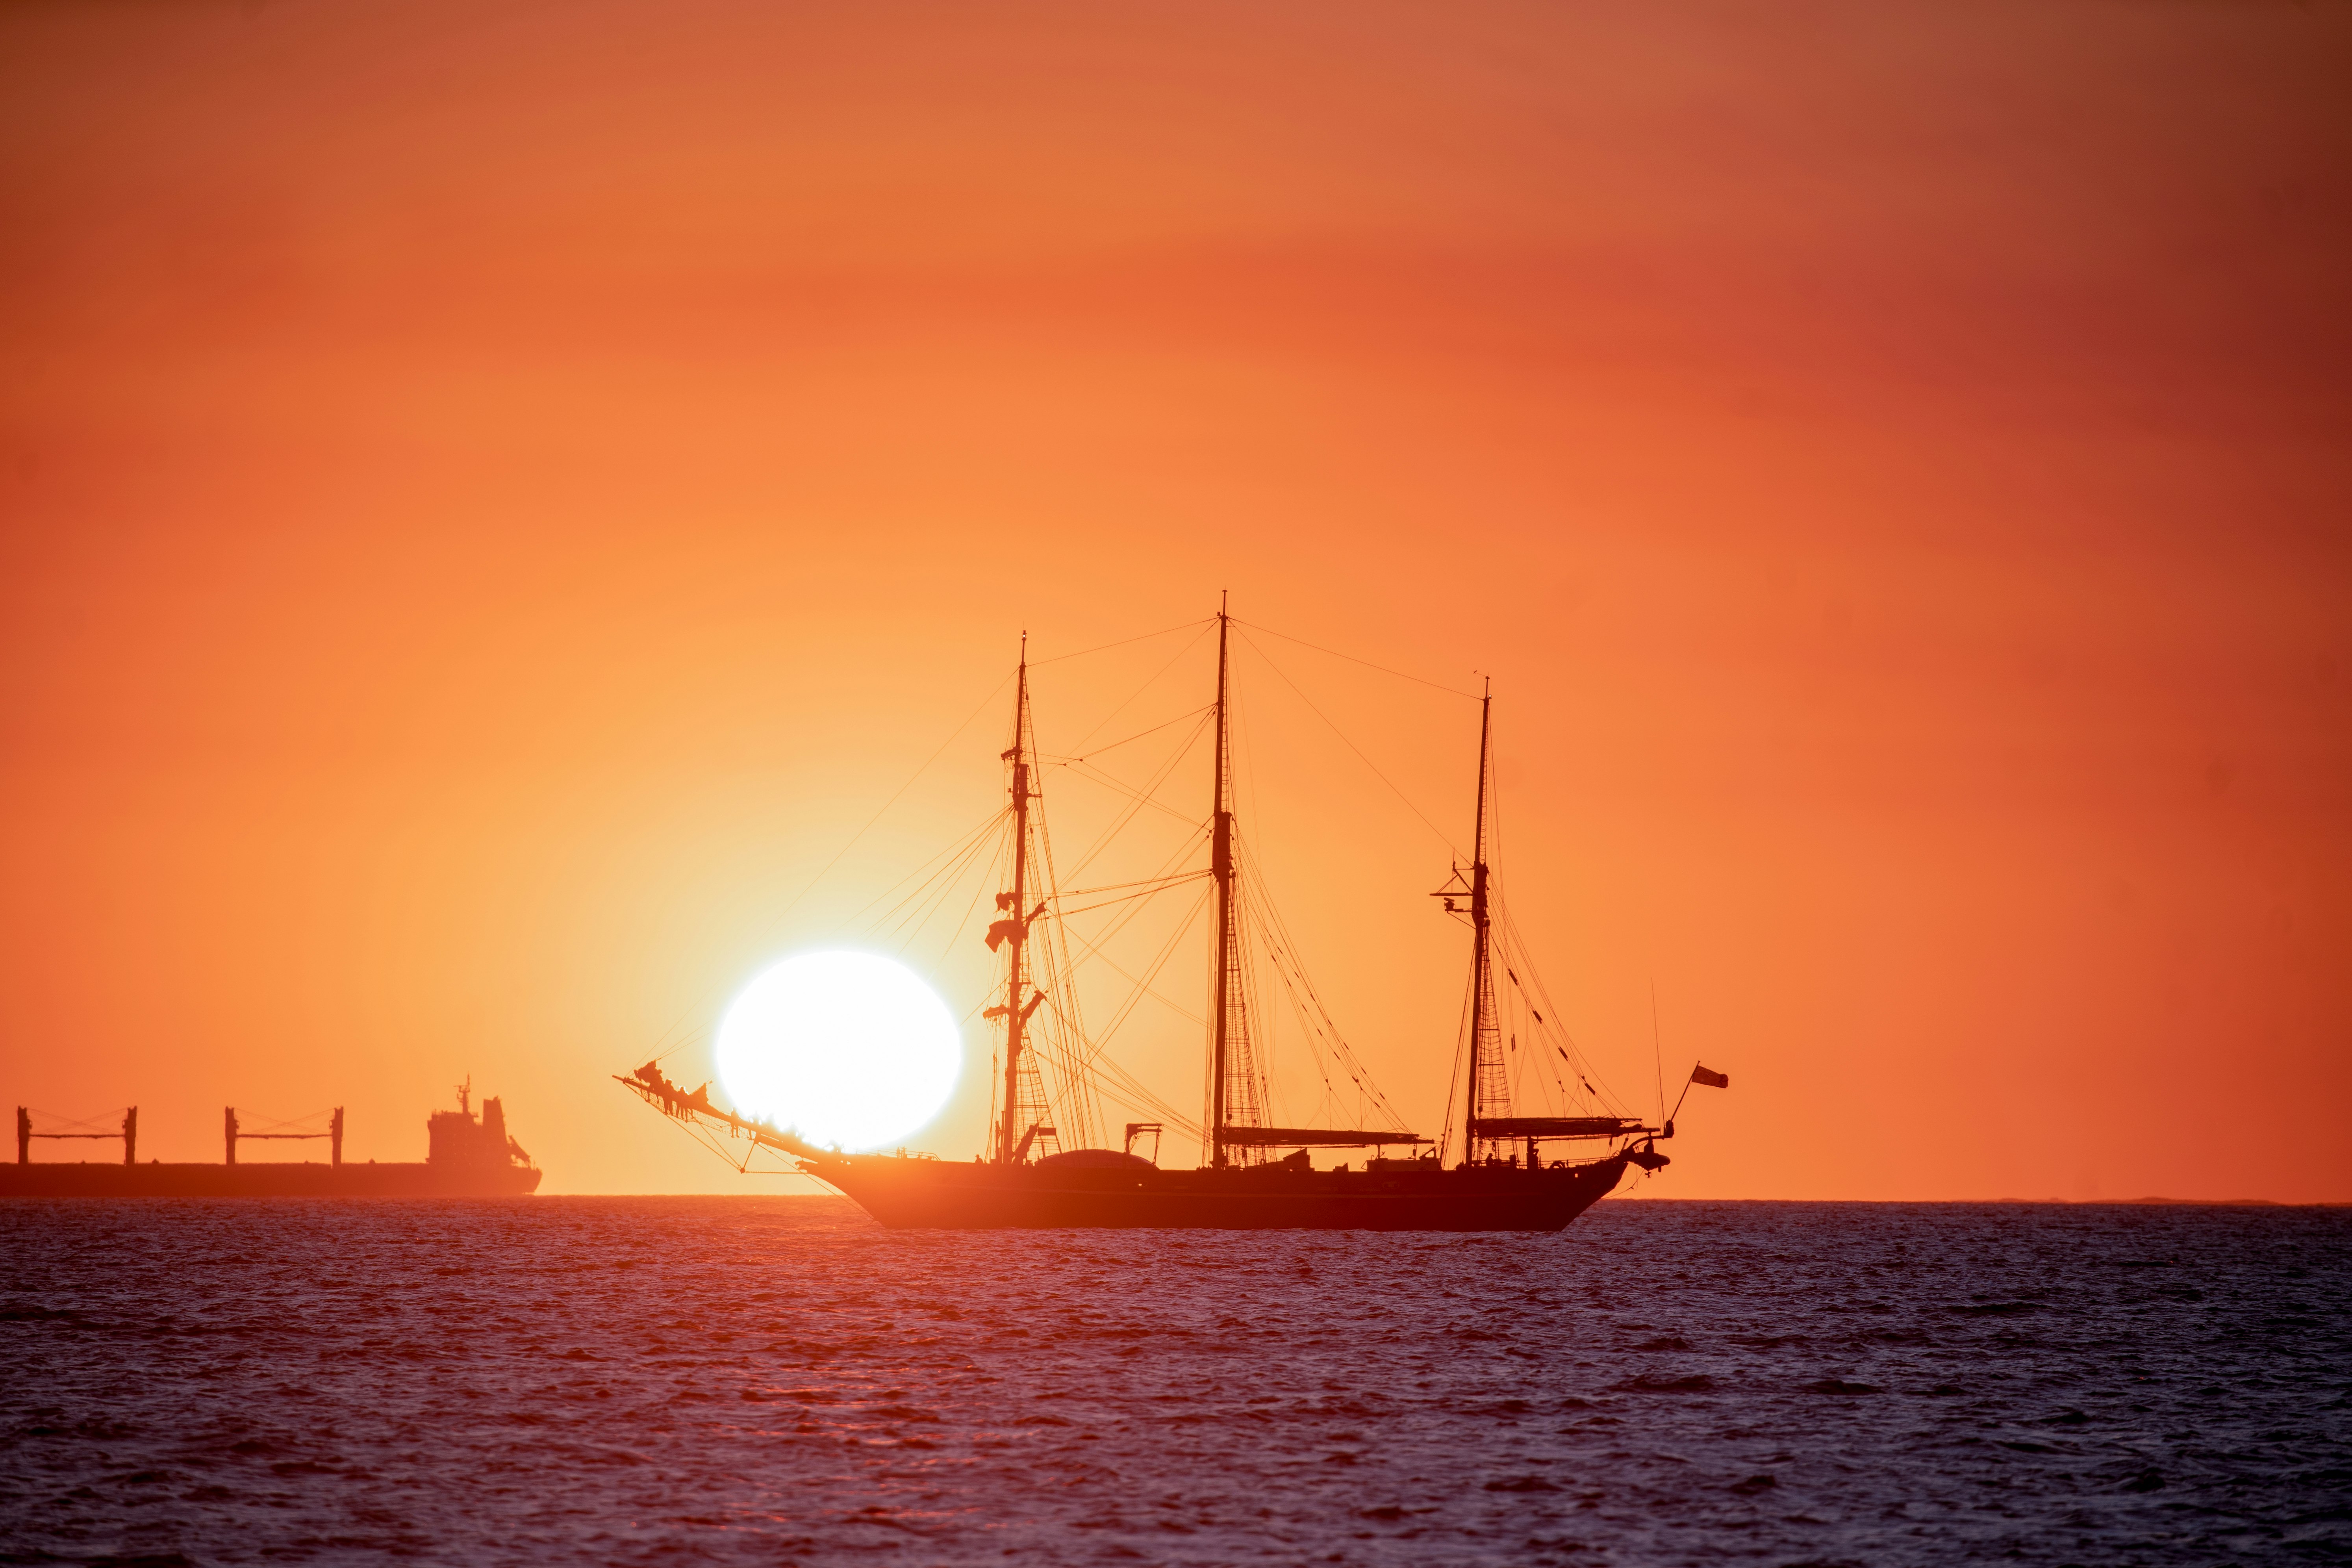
4,1083,541,1197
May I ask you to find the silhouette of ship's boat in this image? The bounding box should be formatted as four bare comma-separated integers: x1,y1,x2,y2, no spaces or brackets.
4,1082,541,1197
619,604,1720,1230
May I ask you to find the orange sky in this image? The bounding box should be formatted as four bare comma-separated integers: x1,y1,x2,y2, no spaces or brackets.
3,0,2346,1199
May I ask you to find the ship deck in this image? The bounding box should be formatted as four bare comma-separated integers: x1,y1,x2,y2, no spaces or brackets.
0,1162,544,1198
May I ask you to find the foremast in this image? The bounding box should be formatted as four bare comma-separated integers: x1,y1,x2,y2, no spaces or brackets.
988,640,1053,1163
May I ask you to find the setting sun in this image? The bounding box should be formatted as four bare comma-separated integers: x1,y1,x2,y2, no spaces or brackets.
713,951,961,1151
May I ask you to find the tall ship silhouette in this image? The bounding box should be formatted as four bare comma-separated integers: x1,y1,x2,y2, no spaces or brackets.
619,603,1724,1229
5,1081,541,1197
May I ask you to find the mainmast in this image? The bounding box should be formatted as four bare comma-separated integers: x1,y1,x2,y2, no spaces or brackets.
1204,594,1266,1165
1462,679,1505,1166
1210,596,1237,1166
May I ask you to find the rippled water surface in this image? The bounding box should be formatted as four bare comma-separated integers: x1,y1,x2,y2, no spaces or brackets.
4,1197,2347,1566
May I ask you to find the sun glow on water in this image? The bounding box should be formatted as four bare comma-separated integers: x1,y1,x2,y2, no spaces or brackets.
714,951,962,1151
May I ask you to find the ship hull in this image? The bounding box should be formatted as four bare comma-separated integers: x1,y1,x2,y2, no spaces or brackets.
0,1162,543,1198
811,1153,1627,1231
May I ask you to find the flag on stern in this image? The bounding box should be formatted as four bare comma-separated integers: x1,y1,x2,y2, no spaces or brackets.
1689,1065,1730,1089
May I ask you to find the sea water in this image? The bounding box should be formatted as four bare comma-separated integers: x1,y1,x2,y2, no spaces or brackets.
3,1197,2345,1565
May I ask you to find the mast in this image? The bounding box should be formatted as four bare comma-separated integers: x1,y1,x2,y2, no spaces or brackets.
998,640,1033,1164
1462,678,1503,1166
1210,595,1236,1166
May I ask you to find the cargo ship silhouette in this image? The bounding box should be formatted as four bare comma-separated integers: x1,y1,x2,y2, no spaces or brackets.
4,1080,541,1197
619,602,1726,1229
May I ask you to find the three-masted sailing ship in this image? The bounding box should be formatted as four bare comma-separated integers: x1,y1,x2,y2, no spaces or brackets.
619,604,1703,1230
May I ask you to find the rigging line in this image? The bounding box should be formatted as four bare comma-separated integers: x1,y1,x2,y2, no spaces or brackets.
847,807,1008,925
1053,859,1212,1025
1442,947,1477,1159
1034,1006,1094,1154
869,811,1003,935
1494,958,1561,1120
1051,877,1212,921
873,817,1002,941
1030,773,1102,1149
1229,635,1265,872
1066,883,1214,1064
1233,617,1485,702
1491,914,1582,1077
1051,825,1209,992
1485,759,1591,1108
634,666,1017,1068
1494,936,1574,1110
1040,704,1215,767
1261,939,1398,1122
1029,616,1214,669
1239,893,1278,1126
1091,1081,1202,1142
883,839,1001,981
1077,1036,1201,1127
1040,1042,1198,1140
1032,1007,1203,1138
932,837,1009,972
1234,628,1462,858
1224,847,1280,1135
1060,713,1216,882
1049,871,1209,901
1652,980,1666,1129
1510,999,1541,1118
1056,706,1212,822
864,831,1004,947
666,1109,827,1188
1253,914,1362,1118
915,834,1008,961
1477,759,1599,1119
1065,702,1213,811
1491,903,1628,1116
1501,942,1577,1111
1102,1081,1199,1139
1066,759,1204,828
1234,843,1406,1126
1058,909,1209,1030
1234,854,1338,1060
1488,747,1576,1108
1053,621,1216,758
1033,983,1204,1129
1058,757,1223,1006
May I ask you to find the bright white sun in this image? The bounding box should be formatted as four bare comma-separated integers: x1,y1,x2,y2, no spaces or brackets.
714,951,962,1151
